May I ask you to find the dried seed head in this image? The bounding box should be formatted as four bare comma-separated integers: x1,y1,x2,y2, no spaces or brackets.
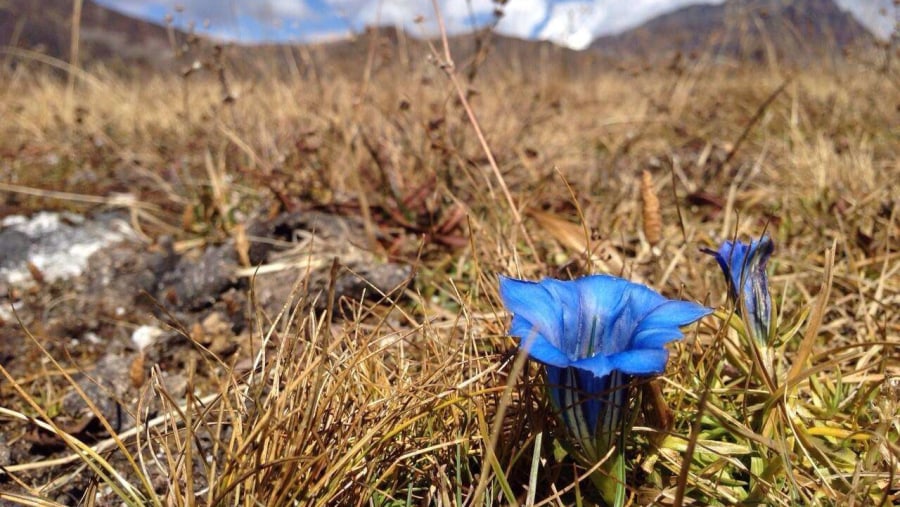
130,352,146,389
641,170,662,246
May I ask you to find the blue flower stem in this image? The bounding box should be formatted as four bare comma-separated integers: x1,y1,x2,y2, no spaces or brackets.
589,448,626,507
588,371,628,507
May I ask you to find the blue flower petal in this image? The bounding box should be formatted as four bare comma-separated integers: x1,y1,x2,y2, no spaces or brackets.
499,276,564,348
540,278,589,357
613,281,669,317
555,350,663,379
607,349,670,375
703,236,774,344
573,275,629,316
574,368,612,435
599,290,644,356
574,276,658,355
510,316,572,368
575,275,664,324
544,365,565,408
571,354,613,379
632,327,685,348
637,300,711,330
705,237,773,301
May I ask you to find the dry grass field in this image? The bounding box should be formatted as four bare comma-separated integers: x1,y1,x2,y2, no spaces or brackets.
0,22,898,506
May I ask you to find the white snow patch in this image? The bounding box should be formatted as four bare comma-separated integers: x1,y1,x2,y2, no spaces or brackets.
0,300,24,323
0,212,136,286
132,325,164,351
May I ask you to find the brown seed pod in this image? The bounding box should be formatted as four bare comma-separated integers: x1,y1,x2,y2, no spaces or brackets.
641,170,662,246
26,261,45,284
130,352,146,389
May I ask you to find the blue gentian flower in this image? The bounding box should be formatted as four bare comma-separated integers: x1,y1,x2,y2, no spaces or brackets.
499,275,710,460
703,236,774,345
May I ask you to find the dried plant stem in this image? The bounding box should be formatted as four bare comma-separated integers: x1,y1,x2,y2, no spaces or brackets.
429,0,537,257
721,78,791,168
66,0,83,123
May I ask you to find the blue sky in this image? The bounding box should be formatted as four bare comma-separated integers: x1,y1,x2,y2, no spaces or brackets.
95,0,896,50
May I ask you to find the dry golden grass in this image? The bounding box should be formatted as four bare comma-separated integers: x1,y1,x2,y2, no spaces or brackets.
0,31,898,506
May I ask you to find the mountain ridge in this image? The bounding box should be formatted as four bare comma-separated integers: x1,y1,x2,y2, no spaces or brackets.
589,0,878,64
1,0,174,69
0,0,881,71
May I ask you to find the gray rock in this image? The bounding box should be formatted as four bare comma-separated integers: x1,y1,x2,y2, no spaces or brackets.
61,353,136,432
250,269,308,319
332,262,412,307
244,210,412,317
245,209,371,264
0,211,135,285
0,434,10,467
251,261,412,318
159,242,240,310
83,239,175,317
0,229,30,269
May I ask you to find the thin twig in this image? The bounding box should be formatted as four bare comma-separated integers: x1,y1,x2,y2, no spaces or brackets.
428,0,537,256
721,78,791,168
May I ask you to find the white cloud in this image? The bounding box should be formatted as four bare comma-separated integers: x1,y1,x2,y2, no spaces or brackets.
97,0,312,34
835,0,896,40
441,0,494,22
266,0,310,19
495,0,550,39
537,1,595,50
330,0,495,36
187,1,312,27
95,0,158,20
304,28,355,43
358,0,432,31
538,0,724,49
